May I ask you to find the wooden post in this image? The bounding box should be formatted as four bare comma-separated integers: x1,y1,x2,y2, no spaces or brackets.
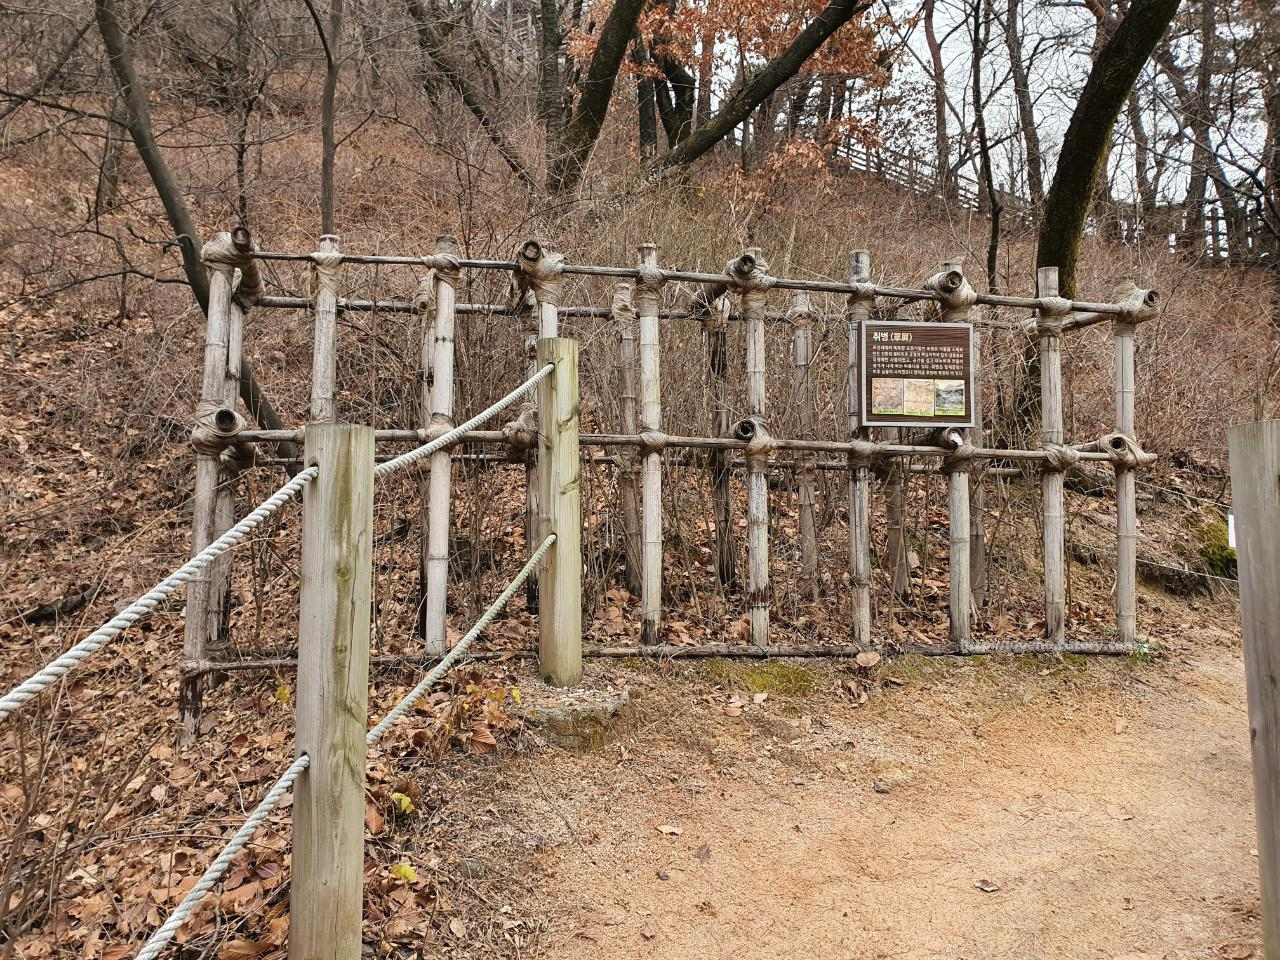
537,338,582,686
705,293,737,593
181,232,243,742
423,236,461,654
613,283,643,596
1037,266,1068,645
636,244,664,646
1227,419,1280,956
292,422,374,960
1114,308,1138,645
959,260,988,612
310,234,341,422
847,251,874,646
790,293,819,601
735,249,772,648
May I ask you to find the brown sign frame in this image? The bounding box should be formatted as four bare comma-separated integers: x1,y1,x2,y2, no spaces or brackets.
860,320,975,428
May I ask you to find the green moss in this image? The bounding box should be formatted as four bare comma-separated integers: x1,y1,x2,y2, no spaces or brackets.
1196,514,1237,579
697,659,816,697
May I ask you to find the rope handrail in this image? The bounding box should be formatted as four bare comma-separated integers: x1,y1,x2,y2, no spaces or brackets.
0,467,319,723
132,533,556,959
373,364,553,479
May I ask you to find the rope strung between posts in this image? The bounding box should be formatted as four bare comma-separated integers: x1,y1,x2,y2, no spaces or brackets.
374,363,553,480
133,754,310,960
133,533,556,959
0,467,318,723
367,532,555,746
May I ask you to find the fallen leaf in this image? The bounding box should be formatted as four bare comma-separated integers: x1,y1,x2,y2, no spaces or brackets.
1217,944,1254,959
975,879,1000,893
694,844,711,861
1106,804,1135,821
641,918,658,940
856,651,882,668
448,917,467,938
873,781,891,794
752,692,768,704
657,824,683,836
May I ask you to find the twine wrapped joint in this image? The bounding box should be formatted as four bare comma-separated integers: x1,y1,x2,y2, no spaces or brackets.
1115,284,1159,328
726,249,775,295
308,235,343,294
1099,433,1157,470
1034,295,1073,337
733,417,778,460
514,238,565,307
787,292,816,328
847,438,879,467
1043,443,1081,473
936,427,978,470
638,431,669,457
202,228,263,305
191,402,247,456
502,409,538,457
924,269,977,317
611,282,637,323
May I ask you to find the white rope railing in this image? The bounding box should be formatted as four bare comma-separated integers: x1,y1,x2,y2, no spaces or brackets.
373,363,552,479
133,532,555,959
0,467,319,722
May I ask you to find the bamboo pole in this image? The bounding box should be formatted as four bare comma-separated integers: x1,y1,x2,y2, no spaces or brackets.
1227,420,1280,955
537,338,582,686
1037,267,1068,645
613,283,643,596
847,251,874,645
423,237,461,654
291,422,373,960
958,261,988,613
181,233,243,742
1114,300,1138,645
636,244,664,646
790,293,819,601
734,249,772,648
929,262,977,649
705,294,737,592
309,234,341,422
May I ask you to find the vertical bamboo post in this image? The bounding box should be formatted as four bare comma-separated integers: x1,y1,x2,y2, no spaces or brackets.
789,292,819,601
309,234,342,422
705,293,737,592
733,249,773,648
423,237,461,654
414,270,435,640
1036,267,1069,645
537,338,582,686
930,262,977,649
846,251,874,646
1227,419,1280,956
1114,306,1138,646
636,244,664,646
181,232,243,741
291,422,374,960
613,283,643,596
959,262,988,611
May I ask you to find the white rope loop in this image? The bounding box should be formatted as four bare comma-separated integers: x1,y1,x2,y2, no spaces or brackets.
367,532,555,746
0,467,318,723
133,754,311,960
374,364,554,480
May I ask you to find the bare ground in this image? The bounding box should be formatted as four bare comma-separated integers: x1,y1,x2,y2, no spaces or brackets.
437,614,1259,960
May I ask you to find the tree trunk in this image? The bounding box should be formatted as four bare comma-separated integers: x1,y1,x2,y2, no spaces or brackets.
923,0,954,198
1003,0,1044,205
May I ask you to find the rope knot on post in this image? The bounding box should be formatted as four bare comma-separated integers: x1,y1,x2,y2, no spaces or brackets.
733,417,777,461
191,401,246,456
201,228,262,305
514,238,564,307
413,274,436,314
1043,443,1081,473
925,268,977,321
637,431,668,456
503,409,538,459
1099,433,1156,470
727,248,776,307
611,282,637,325
1114,283,1158,334
848,438,879,467
430,234,463,288
308,235,343,299
1034,296,1072,338
787,292,815,329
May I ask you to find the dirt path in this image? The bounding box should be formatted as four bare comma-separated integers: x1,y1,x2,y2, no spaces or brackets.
477,628,1260,960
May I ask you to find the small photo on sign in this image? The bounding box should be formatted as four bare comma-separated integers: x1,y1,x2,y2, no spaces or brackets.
903,379,935,416
934,379,966,417
872,378,905,415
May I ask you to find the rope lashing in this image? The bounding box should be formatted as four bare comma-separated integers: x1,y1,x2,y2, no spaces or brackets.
190,401,247,456
366,533,555,747
787,292,816,328
413,273,435,314
1043,443,1082,473
201,229,262,305
308,236,342,301
611,281,637,326
634,251,664,314
733,417,778,461
0,467,317,722
727,249,776,308
924,268,977,321
374,364,553,479
637,431,669,457
1034,295,1073,338
1099,433,1156,470
502,408,538,457
847,439,879,467
513,239,564,308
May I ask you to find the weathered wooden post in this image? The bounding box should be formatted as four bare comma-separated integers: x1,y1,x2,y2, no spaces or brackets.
414,268,434,640
790,292,819,601
537,338,583,686
612,282,643,596
1228,419,1280,956
636,244,665,646
926,262,977,649
1036,267,1070,645
292,421,374,960
422,236,462,654
732,249,774,648
846,251,874,646
181,230,253,741
1113,288,1140,646
309,234,342,421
